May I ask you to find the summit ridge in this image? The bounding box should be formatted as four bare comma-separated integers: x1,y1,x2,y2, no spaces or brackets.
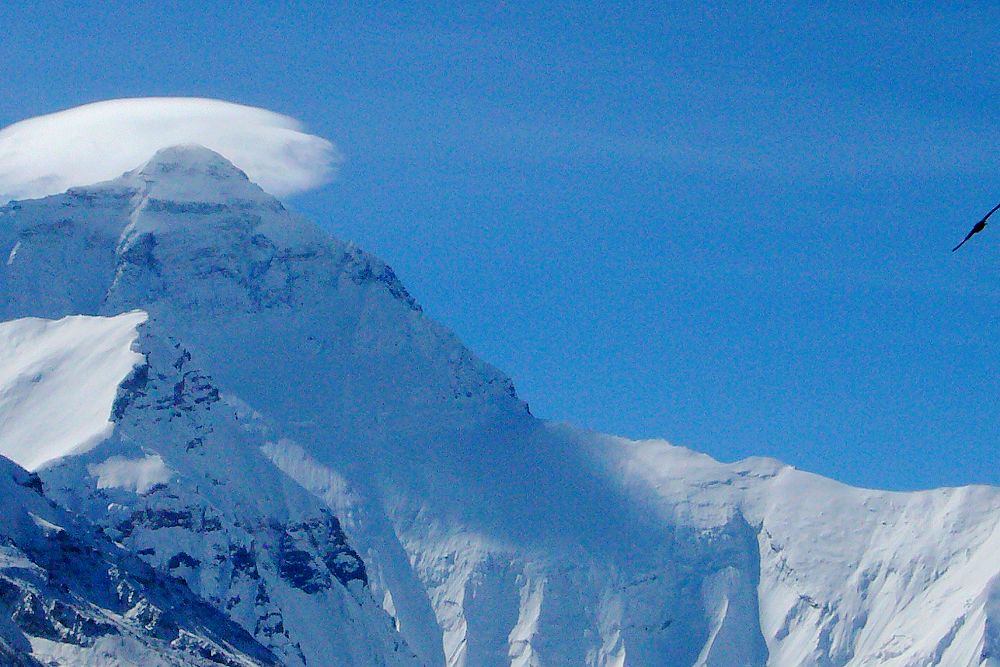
128,144,281,206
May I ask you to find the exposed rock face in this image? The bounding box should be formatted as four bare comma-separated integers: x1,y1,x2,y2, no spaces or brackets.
0,455,280,666
0,146,998,666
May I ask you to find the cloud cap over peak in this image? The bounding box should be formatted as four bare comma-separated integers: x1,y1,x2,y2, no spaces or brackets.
0,97,339,202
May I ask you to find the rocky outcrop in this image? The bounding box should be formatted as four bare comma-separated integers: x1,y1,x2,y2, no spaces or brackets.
0,455,280,666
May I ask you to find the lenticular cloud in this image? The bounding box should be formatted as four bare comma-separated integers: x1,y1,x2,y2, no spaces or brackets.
0,97,339,202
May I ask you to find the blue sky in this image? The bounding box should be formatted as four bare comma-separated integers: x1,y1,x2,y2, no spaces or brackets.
1,2,997,490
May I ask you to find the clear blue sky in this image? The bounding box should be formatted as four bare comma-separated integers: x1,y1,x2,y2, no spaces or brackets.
1,2,997,490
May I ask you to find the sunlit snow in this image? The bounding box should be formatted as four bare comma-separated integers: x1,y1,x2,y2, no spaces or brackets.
0,311,147,470
88,454,173,494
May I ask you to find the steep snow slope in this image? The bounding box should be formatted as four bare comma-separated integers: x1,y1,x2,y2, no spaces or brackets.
0,311,146,470
1,145,998,666
0,453,281,666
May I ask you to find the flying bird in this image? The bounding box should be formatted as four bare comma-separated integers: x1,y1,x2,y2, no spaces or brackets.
952,201,1000,252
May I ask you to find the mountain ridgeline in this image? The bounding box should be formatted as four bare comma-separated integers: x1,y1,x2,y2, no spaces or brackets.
0,146,997,666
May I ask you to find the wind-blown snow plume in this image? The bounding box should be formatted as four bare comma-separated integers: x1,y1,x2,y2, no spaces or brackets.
0,97,339,201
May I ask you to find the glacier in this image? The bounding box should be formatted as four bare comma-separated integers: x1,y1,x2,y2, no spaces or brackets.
0,144,997,666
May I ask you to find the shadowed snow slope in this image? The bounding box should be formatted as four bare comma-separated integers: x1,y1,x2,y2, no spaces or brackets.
0,145,998,666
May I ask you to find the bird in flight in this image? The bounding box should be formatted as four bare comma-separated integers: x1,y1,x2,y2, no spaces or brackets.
953,201,1000,252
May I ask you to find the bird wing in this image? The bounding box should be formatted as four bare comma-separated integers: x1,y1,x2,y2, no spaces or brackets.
953,226,979,252
980,201,1000,225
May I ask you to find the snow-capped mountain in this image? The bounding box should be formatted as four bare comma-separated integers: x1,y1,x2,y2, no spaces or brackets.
0,145,998,666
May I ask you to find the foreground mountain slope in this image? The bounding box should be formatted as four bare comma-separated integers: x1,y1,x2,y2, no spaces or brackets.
0,145,998,666
0,453,281,666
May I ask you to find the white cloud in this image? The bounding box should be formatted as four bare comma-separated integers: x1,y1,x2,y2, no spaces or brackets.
0,97,339,202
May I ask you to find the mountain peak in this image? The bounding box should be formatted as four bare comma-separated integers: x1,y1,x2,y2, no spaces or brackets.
138,144,246,178
127,144,278,206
